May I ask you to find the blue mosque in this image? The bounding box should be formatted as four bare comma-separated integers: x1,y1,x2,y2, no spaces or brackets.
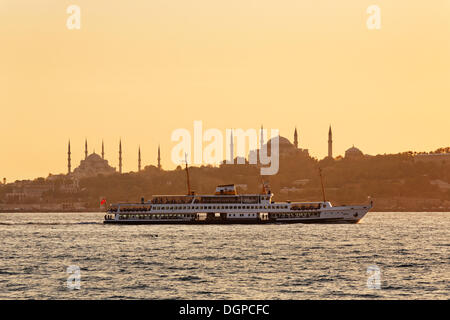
67,139,162,178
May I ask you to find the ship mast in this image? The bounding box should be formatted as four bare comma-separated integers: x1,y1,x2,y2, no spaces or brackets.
185,153,191,195
318,167,326,202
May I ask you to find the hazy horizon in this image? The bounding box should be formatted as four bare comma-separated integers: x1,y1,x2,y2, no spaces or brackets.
2,0,449,181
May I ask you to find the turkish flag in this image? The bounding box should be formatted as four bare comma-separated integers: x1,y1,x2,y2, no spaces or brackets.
100,199,106,205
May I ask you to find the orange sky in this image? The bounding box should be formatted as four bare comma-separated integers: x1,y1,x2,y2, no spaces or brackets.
1,0,449,181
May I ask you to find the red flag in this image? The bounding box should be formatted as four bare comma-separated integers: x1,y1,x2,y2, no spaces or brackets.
100,199,106,205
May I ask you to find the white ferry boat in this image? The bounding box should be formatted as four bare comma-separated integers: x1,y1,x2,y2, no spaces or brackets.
104,184,372,225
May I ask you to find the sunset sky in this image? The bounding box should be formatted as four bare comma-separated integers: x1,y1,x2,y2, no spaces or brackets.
1,0,449,181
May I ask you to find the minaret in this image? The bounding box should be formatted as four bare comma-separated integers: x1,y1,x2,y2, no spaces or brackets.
138,146,141,172
84,139,88,160
157,145,161,170
328,125,333,158
230,129,234,163
260,125,264,147
101,140,105,159
294,127,298,149
67,140,71,174
119,139,122,174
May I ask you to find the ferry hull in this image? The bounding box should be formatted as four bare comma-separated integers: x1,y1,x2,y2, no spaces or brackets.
103,216,365,225
104,192,372,225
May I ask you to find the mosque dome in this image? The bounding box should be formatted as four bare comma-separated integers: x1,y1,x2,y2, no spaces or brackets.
345,145,364,158
263,136,298,157
266,136,295,148
73,152,116,178
86,152,103,161
247,130,310,161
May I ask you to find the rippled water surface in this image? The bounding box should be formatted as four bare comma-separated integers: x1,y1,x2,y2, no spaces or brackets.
0,212,448,299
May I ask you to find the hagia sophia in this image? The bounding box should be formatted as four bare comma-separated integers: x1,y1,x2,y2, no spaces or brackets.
66,126,366,178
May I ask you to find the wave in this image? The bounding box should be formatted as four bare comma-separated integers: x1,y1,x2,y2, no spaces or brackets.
177,275,203,282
